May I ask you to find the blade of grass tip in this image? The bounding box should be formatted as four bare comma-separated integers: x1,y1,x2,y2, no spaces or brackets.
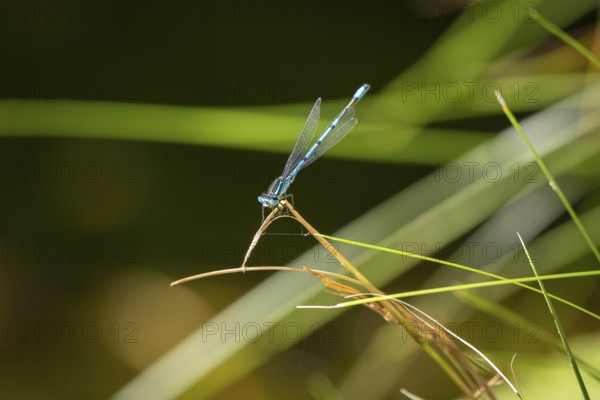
399,388,425,400
529,9,600,69
517,232,590,400
509,354,523,398
496,91,600,264
170,266,363,287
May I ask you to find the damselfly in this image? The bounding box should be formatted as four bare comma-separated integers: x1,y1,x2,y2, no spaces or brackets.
258,84,370,209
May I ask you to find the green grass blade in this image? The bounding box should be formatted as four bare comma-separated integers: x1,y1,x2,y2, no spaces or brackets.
496,91,600,263
529,9,600,69
303,272,600,321
517,232,590,399
457,291,600,382
316,234,600,320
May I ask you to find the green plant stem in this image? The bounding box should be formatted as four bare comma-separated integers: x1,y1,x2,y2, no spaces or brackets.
318,233,600,320
529,9,600,69
283,201,490,398
517,233,589,399
496,91,600,263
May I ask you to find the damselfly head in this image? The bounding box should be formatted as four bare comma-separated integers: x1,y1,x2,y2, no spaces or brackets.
258,193,278,208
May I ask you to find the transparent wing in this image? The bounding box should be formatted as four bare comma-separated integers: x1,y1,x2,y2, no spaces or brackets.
302,110,357,169
282,98,321,177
